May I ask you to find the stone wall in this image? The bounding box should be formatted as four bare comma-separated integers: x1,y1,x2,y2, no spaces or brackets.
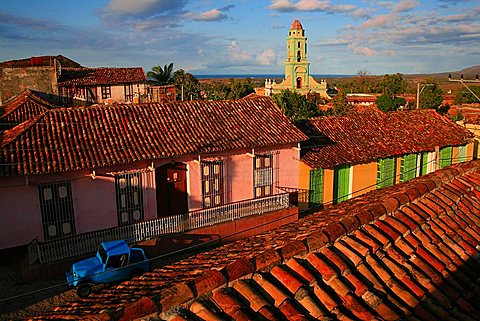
0,66,57,105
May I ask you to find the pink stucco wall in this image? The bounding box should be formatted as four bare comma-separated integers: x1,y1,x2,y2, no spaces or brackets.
0,143,301,250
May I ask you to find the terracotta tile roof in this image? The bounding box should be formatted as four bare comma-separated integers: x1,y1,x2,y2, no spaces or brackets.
297,109,473,169
291,19,303,30
58,67,146,86
0,97,306,177
0,90,62,131
28,160,480,320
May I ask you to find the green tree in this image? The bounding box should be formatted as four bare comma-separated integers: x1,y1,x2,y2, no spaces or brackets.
375,94,407,112
454,85,480,104
172,69,201,101
272,90,320,121
381,73,408,99
332,89,352,115
418,80,443,109
147,63,174,85
200,81,229,100
226,79,255,99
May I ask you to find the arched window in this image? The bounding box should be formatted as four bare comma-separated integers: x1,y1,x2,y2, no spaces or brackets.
297,50,301,62
296,77,302,89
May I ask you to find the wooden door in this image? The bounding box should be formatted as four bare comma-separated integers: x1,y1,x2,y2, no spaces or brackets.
156,163,188,217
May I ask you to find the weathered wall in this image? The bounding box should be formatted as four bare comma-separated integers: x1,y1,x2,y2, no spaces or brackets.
0,67,57,104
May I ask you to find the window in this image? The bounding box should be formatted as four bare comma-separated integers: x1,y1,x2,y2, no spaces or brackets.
101,85,111,99
377,157,396,188
400,154,417,182
115,172,144,226
309,169,323,208
201,161,224,208
254,154,274,198
106,254,127,268
439,146,453,169
38,181,75,240
124,84,133,101
297,50,301,62
333,164,350,204
298,41,301,48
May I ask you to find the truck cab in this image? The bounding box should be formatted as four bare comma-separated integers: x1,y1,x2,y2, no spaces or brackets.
66,240,150,297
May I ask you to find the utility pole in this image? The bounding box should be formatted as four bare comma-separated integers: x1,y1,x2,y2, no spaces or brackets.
416,82,434,109
448,74,480,102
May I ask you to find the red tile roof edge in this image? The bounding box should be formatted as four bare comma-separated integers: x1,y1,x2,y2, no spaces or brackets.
0,89,60,120
75,160,480,321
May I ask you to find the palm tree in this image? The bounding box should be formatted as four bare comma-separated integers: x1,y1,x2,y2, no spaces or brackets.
147,63,174,85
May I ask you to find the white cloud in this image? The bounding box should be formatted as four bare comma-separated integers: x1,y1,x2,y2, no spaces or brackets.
228,41,253,62
257,49,276,65
268,0,358,14
186,9,227,21
348,44,377,56
360,14,397,29
392,0,419,13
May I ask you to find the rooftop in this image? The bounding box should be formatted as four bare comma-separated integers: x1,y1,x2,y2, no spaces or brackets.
0,55,81,68
0,97,306,177
58,67,146,86
290,19,303,30
0,89,63,131
29,160,480,320
297,109,473,169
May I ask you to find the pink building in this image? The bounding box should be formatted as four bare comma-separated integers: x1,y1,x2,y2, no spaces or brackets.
0,95,306,262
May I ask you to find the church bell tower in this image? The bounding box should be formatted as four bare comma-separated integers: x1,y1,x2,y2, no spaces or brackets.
285,19,310,90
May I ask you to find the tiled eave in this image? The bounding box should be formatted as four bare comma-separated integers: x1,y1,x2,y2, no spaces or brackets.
297,109,474,169
0,98,307,178
30,160,480,320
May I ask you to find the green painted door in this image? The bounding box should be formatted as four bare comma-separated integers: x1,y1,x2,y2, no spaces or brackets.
420,152,429,176
333,164,350,204
440,146,453,168
308,169,323,208
457,145,467,163
377,157,396,188
401,154,417,182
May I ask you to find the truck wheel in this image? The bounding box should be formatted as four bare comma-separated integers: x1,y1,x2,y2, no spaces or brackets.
77,284,92,298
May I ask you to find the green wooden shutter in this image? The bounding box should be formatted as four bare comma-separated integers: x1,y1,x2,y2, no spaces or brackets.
440,146,452,169
457,145,467,163
333,164,350,204
420,152,429,176
377,157,396,188
401,154,417,182
308,169,323,208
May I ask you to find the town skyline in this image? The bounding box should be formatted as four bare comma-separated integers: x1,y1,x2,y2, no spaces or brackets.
0,0,479,76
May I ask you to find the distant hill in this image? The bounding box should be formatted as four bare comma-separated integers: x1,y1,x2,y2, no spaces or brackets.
410,65,480,80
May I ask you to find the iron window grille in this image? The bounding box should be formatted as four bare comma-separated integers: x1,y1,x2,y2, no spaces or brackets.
124,84,133,101
115,172,144,226
101,85,111,99
201,160,225,208
254,154,275,198
38,181,76,241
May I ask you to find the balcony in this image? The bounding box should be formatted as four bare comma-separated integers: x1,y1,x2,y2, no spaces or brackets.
28,193,290,264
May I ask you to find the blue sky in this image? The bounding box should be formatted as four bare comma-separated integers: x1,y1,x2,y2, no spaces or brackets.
0,0,478,75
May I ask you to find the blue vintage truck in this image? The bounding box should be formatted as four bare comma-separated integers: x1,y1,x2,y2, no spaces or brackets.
66,240,150,297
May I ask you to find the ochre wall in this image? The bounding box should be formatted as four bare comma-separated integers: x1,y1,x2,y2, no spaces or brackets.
351,162,377,198
323,169,334,205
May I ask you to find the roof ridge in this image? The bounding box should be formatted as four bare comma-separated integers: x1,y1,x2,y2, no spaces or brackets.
78,160,480,320
0,112,47,148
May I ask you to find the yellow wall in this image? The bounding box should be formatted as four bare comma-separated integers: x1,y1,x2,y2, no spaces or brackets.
351,162,377,198
466,141,475,160
323,169,334,205
299,162,311,190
